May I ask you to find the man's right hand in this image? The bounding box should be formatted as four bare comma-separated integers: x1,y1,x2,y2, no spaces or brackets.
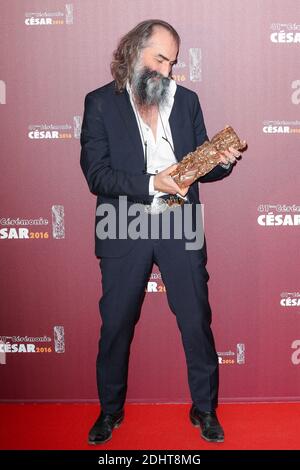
153,164,195,197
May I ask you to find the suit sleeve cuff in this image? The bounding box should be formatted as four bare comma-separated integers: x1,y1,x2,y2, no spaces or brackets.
219,162,231,169
149,175,158,195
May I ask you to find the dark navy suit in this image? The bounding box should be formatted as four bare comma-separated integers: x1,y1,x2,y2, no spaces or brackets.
80,81,231,413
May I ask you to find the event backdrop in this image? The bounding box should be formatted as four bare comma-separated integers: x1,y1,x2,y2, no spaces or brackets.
0,0,299,403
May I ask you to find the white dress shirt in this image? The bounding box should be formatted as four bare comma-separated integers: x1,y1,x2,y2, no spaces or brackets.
126,80,178,198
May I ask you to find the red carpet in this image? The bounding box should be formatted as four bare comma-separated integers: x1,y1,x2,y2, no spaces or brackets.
0,403,299,450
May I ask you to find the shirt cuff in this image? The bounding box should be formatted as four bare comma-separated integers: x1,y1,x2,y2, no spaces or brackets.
219,162,231,169
149,175,158,195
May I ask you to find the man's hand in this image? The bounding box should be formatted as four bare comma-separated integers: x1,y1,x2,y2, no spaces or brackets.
153,164,195,197
218,142,247,165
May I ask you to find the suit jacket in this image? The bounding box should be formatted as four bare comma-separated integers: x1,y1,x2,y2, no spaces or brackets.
80,80,231,258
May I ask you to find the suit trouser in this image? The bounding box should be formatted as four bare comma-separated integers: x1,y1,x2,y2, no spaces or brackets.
96,213,219,414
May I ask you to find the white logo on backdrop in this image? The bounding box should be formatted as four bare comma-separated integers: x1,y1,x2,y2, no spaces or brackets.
0,80,6,104
270,23,300,43
291,340,300,365
217,343,245,365
0,206,65,240
291,80,300,104
28,116,81,139
262,120,300,134
0,328,65,365
257,204,300,226
25,4,74,26
280,292,300,308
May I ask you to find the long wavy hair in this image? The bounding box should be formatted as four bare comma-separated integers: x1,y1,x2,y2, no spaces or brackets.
110,19,180,93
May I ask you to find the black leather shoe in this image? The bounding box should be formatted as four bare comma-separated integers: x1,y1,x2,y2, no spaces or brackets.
88,410,124,445
190,405,224,443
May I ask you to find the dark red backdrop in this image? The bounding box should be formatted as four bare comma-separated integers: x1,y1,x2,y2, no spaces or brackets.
1,0,299,403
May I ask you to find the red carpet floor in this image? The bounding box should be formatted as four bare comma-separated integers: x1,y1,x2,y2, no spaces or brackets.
0,403,299,450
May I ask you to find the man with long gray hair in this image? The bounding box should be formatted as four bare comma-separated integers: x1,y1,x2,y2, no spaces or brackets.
80,19,242,445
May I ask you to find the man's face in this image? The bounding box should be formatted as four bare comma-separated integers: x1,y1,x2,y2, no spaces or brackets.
131,27,179,106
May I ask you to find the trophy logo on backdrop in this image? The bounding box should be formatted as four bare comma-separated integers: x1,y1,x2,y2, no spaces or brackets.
54,326,65,353
236,343,245,364
52,205,65,240
65,4,74,25
189,48,202,82
73,116,82,139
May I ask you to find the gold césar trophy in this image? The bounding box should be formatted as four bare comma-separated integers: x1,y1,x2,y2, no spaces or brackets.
170,125,246,188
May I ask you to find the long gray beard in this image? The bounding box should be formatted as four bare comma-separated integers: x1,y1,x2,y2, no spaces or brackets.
131,65,171,107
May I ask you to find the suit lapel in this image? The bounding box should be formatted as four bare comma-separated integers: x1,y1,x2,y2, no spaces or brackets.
114,88,145,166
169,88,185,162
